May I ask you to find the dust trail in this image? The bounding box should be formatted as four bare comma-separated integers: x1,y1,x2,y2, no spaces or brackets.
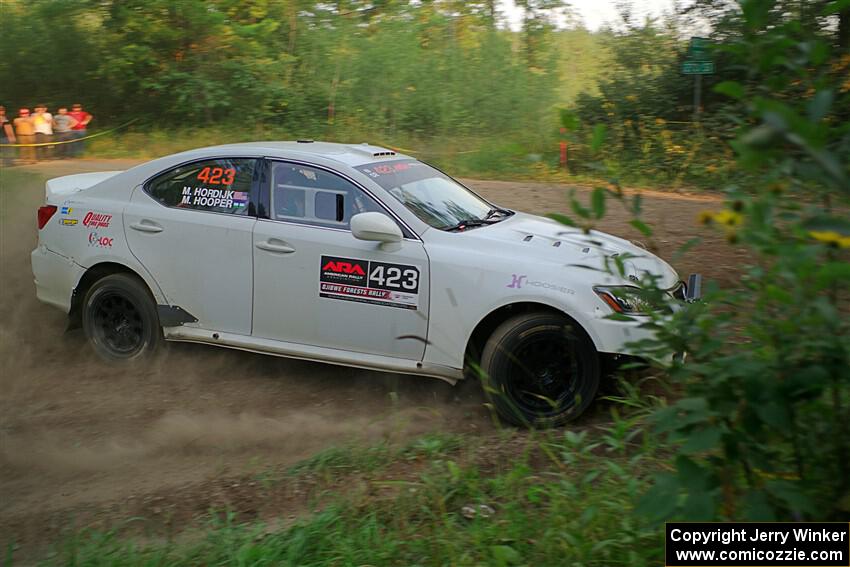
0,163,490,556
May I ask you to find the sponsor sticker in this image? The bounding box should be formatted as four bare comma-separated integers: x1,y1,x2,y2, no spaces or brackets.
60,218,78,226
319,255,419,309
179,186,249,209
83,212,112,228
507,274,575,295
88,231,114,248
60,206,73,215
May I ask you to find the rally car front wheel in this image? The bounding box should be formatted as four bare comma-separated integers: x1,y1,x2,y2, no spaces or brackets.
82,273,162,361
480,311,600,427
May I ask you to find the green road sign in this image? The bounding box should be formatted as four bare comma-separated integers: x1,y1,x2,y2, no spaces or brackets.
688,36,711,61
682,60,715,74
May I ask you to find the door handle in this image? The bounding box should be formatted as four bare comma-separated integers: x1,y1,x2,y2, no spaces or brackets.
255,240,295,254
129,221,163,233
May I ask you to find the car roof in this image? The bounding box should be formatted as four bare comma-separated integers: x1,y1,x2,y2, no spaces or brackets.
172,141,413,168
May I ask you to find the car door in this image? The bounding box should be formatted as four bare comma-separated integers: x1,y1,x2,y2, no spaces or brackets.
251,160,429,360
124,157,258,335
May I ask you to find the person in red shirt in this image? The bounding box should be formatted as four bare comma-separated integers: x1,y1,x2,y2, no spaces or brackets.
68,103,92,158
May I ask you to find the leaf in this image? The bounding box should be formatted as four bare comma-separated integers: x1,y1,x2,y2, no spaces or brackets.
681,490,717,520
824,0,850,14
807,89,833,123
569,191,592,219
714,81,745,99
559,108,579,130
766,480,815,515
680,427,722,454
547,213,576,227
802,214,850,235
629,219,653,237
742,490,777,521
635,473,679,522
591,188,606,219
630,193,643,216
590,123,607,153
491,545,521,566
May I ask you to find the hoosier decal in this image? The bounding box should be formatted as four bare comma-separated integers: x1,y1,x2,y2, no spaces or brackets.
319,255,420,309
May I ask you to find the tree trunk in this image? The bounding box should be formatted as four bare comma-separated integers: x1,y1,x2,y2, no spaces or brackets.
839,6,849,50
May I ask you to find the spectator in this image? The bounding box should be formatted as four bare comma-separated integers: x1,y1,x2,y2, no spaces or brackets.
32,104,54,160
52,107,78,158
68,103,92,158
0,106,16,166
13,108,36,163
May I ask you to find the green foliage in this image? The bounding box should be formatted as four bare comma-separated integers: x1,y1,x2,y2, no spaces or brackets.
0,0,565,141
546,0,850,523
633,1,850,522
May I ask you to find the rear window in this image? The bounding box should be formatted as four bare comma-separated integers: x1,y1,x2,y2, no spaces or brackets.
146,158,256,215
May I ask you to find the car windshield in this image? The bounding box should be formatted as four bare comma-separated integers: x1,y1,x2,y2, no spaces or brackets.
357,159,497,230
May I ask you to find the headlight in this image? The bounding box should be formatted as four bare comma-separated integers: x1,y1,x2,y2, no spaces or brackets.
593,285,670,315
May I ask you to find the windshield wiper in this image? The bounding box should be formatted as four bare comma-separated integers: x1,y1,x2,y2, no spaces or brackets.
485,207,513,220
444,208,513,232
443,218,489,232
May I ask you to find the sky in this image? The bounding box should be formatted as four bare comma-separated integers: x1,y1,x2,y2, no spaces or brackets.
500,0,679,32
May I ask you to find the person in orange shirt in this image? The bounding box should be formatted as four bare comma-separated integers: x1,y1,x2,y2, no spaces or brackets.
13,108,36,163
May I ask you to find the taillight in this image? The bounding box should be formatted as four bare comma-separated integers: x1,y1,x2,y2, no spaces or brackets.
37,205,57,229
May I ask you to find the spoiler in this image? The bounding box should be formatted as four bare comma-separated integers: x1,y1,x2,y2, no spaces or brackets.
45,171,123,201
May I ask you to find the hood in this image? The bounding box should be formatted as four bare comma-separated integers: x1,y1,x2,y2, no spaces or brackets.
466,212,680,288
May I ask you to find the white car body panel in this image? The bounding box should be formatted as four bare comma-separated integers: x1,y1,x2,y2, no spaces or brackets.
124,185,256,335
251,219,430,360
31,141,684,384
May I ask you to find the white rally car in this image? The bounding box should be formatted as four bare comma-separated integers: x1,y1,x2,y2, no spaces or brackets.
32,142,700,426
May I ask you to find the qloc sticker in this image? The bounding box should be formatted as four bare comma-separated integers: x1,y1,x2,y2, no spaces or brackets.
88,231,113,248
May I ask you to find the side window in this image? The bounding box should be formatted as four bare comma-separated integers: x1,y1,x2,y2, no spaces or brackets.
146,158,255,216
270,162,382,228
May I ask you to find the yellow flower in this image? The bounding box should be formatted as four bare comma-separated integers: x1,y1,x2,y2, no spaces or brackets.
655,118,666,125
810,230,850,249
714,210,743,226
626,95,638,102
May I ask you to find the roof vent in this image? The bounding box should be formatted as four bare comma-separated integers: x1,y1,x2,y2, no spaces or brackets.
523,235,534,242
297,139,314,143
348,144,397,158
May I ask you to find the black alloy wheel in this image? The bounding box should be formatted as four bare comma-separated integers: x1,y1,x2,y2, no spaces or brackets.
82,273,161,361
480,312,600,427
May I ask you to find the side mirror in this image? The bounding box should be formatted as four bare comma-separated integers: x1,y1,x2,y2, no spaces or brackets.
351,212,402,243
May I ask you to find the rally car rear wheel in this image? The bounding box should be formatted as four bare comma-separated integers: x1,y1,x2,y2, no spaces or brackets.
82,273,161,361
480,311,600,427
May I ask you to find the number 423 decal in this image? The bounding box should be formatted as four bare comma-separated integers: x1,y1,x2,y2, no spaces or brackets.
197,166,236,186
368,263,418,291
